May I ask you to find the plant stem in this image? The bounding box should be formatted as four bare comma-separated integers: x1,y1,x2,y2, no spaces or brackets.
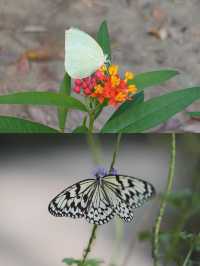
80,224,98,266
89,111,95,133
82,132,102,265
109,133,122,173
153,133,176,266
182,244,194,266
108,133,123,266
81,134,123,266
87,134,102,165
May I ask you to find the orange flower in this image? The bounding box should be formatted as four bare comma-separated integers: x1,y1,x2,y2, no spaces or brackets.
72,64,138,107
128,84,137,93
108,65,119,76
124,71,135,82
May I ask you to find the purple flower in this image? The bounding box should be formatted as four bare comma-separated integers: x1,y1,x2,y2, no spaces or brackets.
109,167,118,175
92,166,118,178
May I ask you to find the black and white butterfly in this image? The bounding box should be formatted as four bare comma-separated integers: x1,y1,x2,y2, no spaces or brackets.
48,174,155,225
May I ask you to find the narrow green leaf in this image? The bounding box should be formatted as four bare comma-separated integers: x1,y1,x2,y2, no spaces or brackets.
108,91,144,121
97,20,111,61
187,111,200,117
57,73,71,132
62,258,102,266
0,116,59,133
101,87,200,133
73,125,89,133
0,91,87,112
129,69,179,90
62,258,79,265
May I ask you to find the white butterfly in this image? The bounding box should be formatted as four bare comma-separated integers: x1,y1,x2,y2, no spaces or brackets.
48,174,155,225
65,28,107,79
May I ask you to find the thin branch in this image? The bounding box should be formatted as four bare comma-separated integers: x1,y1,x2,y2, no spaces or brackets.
80,224,98,266
108,133,123,266
87,134,102,165
183,243,194,266
81,133,123,265
109,133,122,173
153,133,176,266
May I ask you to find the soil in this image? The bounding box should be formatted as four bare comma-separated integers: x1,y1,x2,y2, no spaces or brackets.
0,0,200,132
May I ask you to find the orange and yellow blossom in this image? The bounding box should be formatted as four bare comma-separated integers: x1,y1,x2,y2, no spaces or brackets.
73,64,138,107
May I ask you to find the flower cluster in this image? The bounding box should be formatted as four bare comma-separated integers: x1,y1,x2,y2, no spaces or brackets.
92,166,118,178
72,64,138,107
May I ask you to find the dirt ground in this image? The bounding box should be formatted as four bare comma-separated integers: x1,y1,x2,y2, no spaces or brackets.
0,0,200,132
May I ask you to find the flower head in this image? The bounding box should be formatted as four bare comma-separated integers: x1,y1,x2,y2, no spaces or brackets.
92,166,118,178
72,64,138,107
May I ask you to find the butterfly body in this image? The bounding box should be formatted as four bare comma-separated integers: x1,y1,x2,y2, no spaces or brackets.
48,175,155,225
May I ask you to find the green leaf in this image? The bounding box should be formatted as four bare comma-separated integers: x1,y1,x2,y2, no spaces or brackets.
62,258,102,266
0,116,59,133
94,100,108,119
97,20,111,61
107,91,144,121
73,125,89,133
187,111,200,117
0,91,87,112
62,258,79,265
129,69,179,90
57,73,71,132
101,87,200,133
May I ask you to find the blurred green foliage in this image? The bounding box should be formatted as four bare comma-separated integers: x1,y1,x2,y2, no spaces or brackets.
139,178,200,265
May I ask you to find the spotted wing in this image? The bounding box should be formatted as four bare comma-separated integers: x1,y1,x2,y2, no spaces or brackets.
84,184,115,225
102,175,155,222
48,179,96,219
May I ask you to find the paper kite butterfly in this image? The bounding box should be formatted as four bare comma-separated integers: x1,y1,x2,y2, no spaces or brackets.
48,173,155,225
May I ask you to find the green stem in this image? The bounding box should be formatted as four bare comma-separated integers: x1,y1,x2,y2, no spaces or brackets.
182,244,194,266
81,131,100,265
153,133,176,266
89,111,95,133
81,134,123,266
108,133,123,266
80,224,98,266
109,133,122,173
87,134,102,165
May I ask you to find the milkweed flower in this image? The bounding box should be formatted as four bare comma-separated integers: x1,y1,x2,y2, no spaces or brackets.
92,166,118,178
72,64,138,107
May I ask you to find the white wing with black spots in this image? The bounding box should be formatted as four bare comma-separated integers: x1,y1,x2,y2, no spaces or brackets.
116,202,134,222
103,175,155,209
85,184,115,225
102,175,155,222
48,179,95,218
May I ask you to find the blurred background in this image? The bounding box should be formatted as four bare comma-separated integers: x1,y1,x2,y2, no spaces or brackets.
0,0,200,131
0,134,199,266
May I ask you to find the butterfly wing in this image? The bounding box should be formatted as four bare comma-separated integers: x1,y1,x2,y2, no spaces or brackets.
48,179,96,219
84,183,115,225
65,28,105,79
102,175,155,222
48,175,155,224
